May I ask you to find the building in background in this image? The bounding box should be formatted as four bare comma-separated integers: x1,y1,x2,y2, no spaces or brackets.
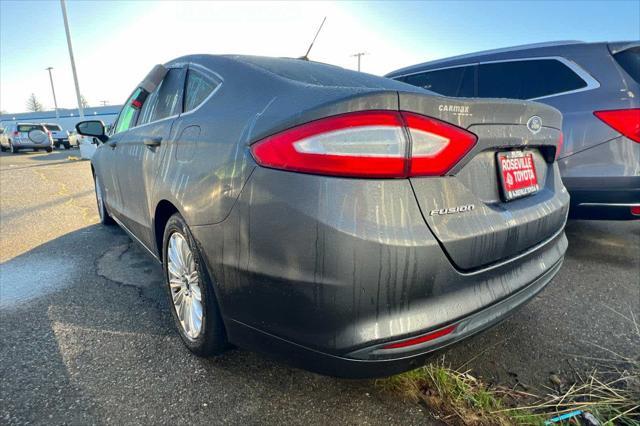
0,105,121,132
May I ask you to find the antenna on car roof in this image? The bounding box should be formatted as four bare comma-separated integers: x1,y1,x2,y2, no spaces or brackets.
299,17,327,61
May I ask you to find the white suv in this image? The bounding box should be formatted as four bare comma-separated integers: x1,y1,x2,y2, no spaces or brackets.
42,123,73,149
0,123,54,153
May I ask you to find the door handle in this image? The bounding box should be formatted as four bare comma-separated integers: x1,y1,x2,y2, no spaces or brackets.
107,140,117,148
144,137,162,148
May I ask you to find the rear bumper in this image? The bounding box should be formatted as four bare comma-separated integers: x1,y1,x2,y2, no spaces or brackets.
191,167,569,377
225,253,564,378
559,136,640,220
564,176,640,220
12,141,53,149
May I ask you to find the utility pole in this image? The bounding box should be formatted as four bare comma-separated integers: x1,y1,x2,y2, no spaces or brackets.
60,0,84,118
45,67,60,119
351,52,367,72
99,100,109,106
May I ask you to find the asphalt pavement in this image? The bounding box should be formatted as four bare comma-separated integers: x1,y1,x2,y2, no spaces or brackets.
1,150,638,425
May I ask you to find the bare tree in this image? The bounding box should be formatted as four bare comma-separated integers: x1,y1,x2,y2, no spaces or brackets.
26,93,44,112
80,95,90,109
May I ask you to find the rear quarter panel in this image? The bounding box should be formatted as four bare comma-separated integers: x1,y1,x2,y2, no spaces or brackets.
150,56,405,228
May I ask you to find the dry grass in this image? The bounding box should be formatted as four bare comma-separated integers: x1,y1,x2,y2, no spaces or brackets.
376,306,639,425
376,359,545,425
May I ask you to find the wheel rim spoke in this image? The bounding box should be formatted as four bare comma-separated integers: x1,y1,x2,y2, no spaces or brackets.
167,232,203,340
190,284,202,301
169,277,182,289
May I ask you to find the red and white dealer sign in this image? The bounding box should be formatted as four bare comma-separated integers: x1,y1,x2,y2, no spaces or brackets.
497,151,539,201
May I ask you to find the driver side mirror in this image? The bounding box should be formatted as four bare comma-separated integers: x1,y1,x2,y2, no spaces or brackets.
76,120,108,143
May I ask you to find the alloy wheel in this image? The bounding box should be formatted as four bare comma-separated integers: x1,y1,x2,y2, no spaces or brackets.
95,177,105,222
167,232,203,340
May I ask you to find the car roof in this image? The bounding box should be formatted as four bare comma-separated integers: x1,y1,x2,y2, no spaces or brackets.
386,40,634,77
168,53,419,92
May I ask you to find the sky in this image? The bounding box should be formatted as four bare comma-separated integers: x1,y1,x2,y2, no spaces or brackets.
1,0,639,113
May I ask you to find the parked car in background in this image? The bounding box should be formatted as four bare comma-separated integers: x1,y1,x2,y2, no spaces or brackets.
77,55,568,377
0,122,53,153
42,123,72,149
387,41,640,220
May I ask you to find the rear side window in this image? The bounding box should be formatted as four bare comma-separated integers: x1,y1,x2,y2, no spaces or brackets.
149,68,184,122
17,124,44,132
478,59,587,99
398,66,475,97
184,69,218,112
614,47,640,84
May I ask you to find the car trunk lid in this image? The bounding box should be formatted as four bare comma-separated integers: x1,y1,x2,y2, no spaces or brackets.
400,93,569,270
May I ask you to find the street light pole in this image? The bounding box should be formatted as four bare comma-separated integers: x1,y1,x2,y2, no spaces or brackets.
45,67,60,120
60,0,84,119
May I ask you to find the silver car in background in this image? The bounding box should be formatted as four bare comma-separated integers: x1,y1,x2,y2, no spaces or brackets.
387,41,640,220
0,123,54,153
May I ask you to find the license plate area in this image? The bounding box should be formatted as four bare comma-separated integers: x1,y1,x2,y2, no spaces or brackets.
497,151,539,201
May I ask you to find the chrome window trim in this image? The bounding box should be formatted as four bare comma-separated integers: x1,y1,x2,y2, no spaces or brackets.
391,56,600,100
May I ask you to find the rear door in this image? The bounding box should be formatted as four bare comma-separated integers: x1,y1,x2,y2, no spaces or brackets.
115,66,186,248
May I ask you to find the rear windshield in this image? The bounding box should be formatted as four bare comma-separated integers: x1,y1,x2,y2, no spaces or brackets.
43,124,62,131
17,124,45,132
232,55,415,91
614,47,640,84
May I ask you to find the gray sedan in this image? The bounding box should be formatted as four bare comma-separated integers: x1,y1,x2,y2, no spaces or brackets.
76,55,568,377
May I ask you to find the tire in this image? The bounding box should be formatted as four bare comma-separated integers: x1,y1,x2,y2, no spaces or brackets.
163,213,228,356
10,143,18,154
94,175,115,225
64,142,71,150
1,145,7,152
54,142,60,149
45,147,53,153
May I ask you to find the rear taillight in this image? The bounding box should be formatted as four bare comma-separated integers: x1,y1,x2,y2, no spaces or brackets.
594,108,640,143
631,206,640,216
13,131,18,136
250,111,477,178
556,132,564,160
